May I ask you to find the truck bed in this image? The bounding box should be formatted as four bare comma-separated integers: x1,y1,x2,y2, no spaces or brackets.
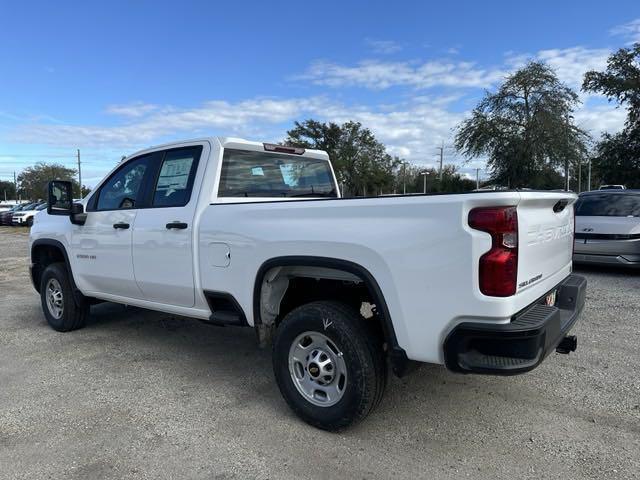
198,190,576,364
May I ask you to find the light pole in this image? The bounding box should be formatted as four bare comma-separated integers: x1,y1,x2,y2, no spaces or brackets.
578,160,582,193
564,113,574,191
402,162,409,194
420,171,431,193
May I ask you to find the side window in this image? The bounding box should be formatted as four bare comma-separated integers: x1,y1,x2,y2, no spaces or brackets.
151,147,201,207
96,156,151,211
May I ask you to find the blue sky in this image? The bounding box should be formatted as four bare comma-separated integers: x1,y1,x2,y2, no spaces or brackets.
1,1,639,187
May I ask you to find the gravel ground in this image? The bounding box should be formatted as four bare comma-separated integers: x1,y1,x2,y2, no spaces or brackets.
1,226,639,480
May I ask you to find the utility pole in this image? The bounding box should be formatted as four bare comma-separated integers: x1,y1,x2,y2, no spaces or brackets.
564,113,570,191
402,162,407,195
77,149,82,198
13,171,17,203
588,159,592,191
578,161,582,193
437,141,444,181
475,168,481,190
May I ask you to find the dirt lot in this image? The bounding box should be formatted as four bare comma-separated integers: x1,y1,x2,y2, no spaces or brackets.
0,226,639,480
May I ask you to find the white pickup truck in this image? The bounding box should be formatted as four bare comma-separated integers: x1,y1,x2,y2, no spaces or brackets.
29,137,586,430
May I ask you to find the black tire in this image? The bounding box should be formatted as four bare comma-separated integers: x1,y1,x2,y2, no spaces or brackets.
40,262,88,332
26,217,33,227
272,301,387,431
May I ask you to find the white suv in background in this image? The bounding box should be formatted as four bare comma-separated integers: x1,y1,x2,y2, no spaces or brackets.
13,203,46,227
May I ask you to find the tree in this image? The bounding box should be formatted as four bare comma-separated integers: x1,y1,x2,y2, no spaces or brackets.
587,129,640,188
455,61,589,188
80,185,92,197
583,43,640,188
0,180,17,200
17,162,80,200
393,164,475,194
583,43,640,128
285,120,401,196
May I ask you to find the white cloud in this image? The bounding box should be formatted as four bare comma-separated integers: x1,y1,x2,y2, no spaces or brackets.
6,41,629,183
574,101,627,136
611,18,640,44
365,39,402,54
11,97,331,148
296,59,507,90
536,47,610,89
316,97,464,160
8,96,464,171
506,46,611,90
299,46,610,94
105,102,161,118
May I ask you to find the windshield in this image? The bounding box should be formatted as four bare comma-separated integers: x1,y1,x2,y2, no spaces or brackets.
218,149,337,198
575,194,640,217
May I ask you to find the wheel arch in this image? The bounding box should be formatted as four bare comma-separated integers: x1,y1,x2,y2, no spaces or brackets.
253,255,411,376
30,239,79,298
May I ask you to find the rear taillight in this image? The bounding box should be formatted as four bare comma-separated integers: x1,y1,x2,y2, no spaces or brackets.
468,206,518,297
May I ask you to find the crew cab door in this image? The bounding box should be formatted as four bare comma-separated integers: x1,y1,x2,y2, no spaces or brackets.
131,145,204,307
71,152,160,298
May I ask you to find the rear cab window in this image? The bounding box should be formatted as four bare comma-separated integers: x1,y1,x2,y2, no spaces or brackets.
217,149,337,198
151,146,202,207
575,194,640,217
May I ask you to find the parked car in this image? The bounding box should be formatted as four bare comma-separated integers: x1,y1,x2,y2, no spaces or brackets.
573,190,640,267
0,203,17,212
29,137,586,430
12,203,47,227
0,204,22,224
599,185,626,190
0,203,35,226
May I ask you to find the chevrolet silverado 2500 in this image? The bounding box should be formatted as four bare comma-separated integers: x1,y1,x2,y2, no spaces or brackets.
29,137,586,430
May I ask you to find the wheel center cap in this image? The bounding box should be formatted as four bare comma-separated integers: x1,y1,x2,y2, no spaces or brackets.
308,363,320,377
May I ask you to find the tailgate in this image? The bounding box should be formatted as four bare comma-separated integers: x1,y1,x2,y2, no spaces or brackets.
517,192,576,295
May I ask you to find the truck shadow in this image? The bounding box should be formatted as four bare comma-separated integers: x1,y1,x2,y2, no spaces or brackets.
82,301,582,438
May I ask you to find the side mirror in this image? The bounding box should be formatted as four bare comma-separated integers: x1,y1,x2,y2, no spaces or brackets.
47,180,72,216
70,203,87,226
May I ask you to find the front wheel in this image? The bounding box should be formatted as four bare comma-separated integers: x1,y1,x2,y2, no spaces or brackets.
272,301,386,431
40,262,88,332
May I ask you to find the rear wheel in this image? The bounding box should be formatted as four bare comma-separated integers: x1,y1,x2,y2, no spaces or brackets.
272,301,386,431
40,263,88,332
26,217,33,227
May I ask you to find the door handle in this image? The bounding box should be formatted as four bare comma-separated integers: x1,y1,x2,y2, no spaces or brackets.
166,221,188,230
113,222,130,229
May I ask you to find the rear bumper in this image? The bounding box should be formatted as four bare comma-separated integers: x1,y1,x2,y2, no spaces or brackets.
573,238,640,267
573,253,640,267
444,274,587,375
